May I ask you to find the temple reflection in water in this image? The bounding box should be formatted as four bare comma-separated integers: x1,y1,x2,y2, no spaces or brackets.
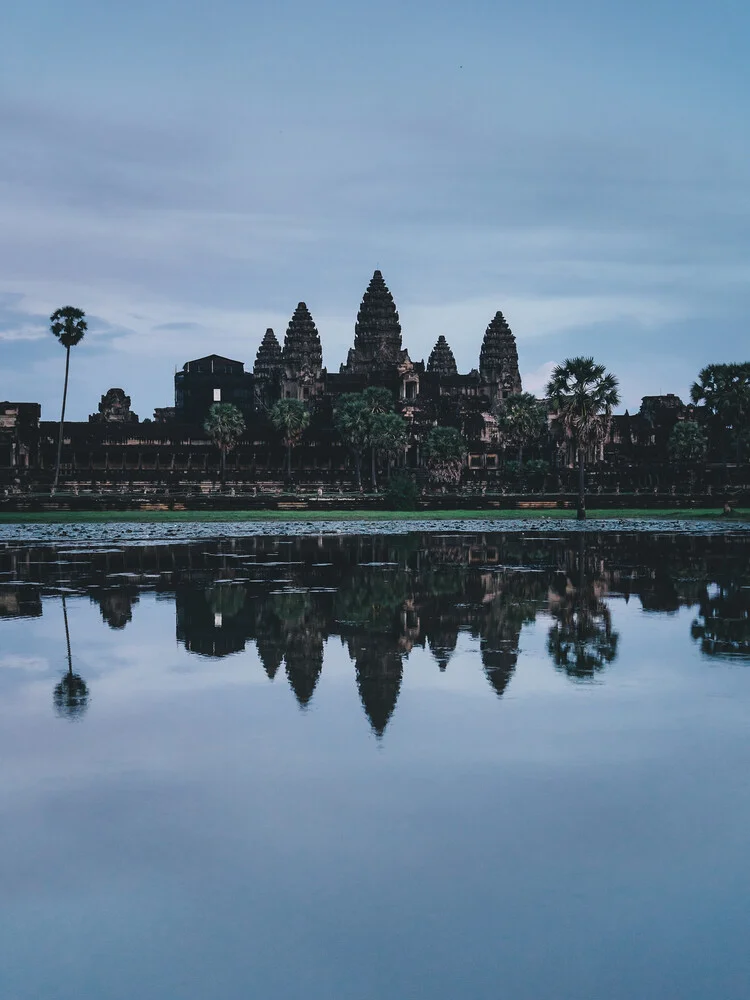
1,531,749,735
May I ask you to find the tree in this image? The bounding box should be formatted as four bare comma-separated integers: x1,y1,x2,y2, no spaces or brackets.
499,392,547,466
50,306,87,494
204,402,246,489
334,388,396,490
668,420,707,464
370,411,409,480
424,426,465,487
546,357,620,520
334,393,370,488
362,387,394,490
270,399,310,477
690,363,750,462
53,594,89,720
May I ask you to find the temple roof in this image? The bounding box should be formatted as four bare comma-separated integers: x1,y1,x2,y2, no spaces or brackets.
253,328,283,381
282,303,323,379
479,312,522,392
427,335,458,376
342,270,403,374
183,355,245,373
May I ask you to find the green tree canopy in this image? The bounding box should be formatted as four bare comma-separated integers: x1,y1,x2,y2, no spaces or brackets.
270,398,310,476
362,386,393,416
370,411,409,463
334,387,398,489
334,393,371,487
690,363,750,462
424,426,466,486
546,357,620,519
668,420,707,463
204,402,246,487
499,392,547,463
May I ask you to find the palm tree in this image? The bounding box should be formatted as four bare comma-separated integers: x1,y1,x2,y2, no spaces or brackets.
546,357,620,519
370,411,409,480
690,363,750,463
668,420,707,463
499,392,547,466
334,393,370,488
362,387,393,490
204,402,246,489
424,426,466,487
50,306,87,494
270,399,310,477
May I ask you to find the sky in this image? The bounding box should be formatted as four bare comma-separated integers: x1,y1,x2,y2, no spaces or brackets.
1,0,748,419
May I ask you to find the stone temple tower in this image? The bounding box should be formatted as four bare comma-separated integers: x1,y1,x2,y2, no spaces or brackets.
282,303,323,381
253,328,284,408
479,311,522,400
427,335,458,376
341,270,406,374
253,328,283,382
281,302,324,401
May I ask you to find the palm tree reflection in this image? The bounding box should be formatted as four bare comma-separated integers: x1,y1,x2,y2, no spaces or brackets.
546,537,619,681
53,594,89,720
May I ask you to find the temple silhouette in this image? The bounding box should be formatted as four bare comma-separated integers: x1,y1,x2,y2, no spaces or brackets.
1,267,723,492
173,270,523,432
1,269,534,485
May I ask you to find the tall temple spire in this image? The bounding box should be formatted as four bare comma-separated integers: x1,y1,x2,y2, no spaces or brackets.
479,311,522,395
341,270,404,374
253,328,283,381
426,335,458,376
282,303,323,379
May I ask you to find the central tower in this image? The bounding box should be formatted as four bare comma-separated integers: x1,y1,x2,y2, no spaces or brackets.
341,270,405,375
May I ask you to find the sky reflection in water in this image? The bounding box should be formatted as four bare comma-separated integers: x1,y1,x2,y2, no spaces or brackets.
0,531,749,1000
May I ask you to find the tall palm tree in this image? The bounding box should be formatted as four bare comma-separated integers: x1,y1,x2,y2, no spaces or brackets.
50,306,87,494
546,357,620,519
370,411,409,481
334,393,370,489
362,387,393,490
500,392,547,466
204,402,246,489
270,399,310,477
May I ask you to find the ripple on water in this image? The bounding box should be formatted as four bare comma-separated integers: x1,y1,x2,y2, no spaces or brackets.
0,516,749,546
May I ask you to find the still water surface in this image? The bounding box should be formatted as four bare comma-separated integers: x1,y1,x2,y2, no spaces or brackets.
1,528,749,999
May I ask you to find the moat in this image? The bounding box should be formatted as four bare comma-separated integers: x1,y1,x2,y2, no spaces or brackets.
1,526,749,999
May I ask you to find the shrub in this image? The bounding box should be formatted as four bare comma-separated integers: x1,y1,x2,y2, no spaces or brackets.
384,472,419,510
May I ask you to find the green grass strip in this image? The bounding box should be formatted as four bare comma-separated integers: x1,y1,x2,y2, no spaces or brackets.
0,508,747,524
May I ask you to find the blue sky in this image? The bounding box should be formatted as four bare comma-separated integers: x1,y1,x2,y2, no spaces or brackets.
1,0,748,419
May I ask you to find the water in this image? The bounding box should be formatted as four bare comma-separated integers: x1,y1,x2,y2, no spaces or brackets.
1,527,749,1000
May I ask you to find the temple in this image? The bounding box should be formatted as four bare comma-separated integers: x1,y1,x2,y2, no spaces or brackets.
0,267,724,493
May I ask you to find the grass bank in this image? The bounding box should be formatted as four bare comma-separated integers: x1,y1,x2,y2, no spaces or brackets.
0,508,748,524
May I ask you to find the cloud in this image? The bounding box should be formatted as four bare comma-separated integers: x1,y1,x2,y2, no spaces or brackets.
1,5,749,420
521,362,556,398
0,655,49,674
